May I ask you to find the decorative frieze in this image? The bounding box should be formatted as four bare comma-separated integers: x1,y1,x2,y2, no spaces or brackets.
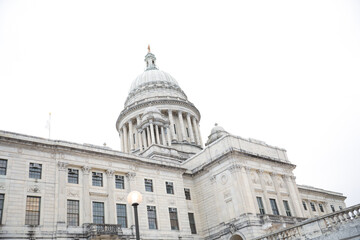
67,189,79,197
28,185,40,193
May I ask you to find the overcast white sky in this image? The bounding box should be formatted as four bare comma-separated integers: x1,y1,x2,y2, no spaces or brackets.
1,0,359,206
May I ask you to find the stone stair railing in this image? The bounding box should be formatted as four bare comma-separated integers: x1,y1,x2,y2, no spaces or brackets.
83,223,123,237
253,204,360,240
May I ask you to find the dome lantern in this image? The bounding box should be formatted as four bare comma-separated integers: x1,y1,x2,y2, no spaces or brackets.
145,45,158,71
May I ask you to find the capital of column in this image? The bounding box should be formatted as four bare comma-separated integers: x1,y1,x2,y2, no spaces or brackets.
126,172,136,181
82,166,91,175
106,169,115,177
57,161,68,171
256,169,264,175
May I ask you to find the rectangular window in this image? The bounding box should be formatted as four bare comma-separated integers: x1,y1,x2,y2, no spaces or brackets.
257,197,265,215
29,163,42,179
145,179,153,192
283,200,292,216
188,213,197,234
310,202,316,211
302,201,307,210
0,159,7,175
319,203,324,212
67,200,79,226
269,199,279,215
0,194,4,224
166,181,174,194
174,124,177,134
184,188,191,200
68,169,79,184
93,202,104,224
92,172,103,187
25,196,41,225
133,133,136,144
115,175,125,189
116,204,127,228
147,206,157,229
331,205,335,212
186,128,190,137
169,207,179,230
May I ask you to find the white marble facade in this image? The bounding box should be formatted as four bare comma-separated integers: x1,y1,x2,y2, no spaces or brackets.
0,49,347,240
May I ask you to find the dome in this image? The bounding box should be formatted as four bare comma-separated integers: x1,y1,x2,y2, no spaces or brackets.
211,124,226,135
129,69,179,93
206,123,228,146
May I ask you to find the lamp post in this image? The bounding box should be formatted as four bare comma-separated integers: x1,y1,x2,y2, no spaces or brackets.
127,191,143,240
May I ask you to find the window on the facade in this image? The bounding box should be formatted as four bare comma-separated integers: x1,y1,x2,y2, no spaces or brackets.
25,196,41,225
269,199,279,215
186,128,190,137
29,163,42,179
331,205,335,212
166,181,174,194
283,200,292,216
67,200,79,226
0,159,7,175
115,175,125,189
116,204,127,228
147,206,157,229
0,194,4,224
256,197,265,215
68,169,79,184
133,133,136,144
302,201,307,210
144,179,153,192
188,212,197,234
92,172,103,187
310,202,316,211
169,207,179,230
174,124,177,134
319,203,324,212
93,202,104,224
184,188,191,200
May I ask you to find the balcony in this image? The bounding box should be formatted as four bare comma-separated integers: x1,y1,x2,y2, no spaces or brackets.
83,224,123,238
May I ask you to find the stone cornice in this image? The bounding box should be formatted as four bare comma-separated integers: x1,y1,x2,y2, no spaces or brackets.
0,130,187,172
297,184,346,199
116,99,201,130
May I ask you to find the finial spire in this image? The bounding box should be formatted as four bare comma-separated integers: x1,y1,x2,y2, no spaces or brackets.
144,46,157,71
148,45,151,53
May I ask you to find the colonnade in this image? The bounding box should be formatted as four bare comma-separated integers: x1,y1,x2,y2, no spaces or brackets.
119,110,202,153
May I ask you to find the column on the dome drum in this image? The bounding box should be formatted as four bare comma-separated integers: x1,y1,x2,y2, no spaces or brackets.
186,113,195,144
166,124,172,146
146,127,151,146
168,110,177,142
150,121,155,145
161,126,166,146
142,130,147,149
178,111,187,142
196,120,203,146
155,125,160,144
192,117,200,146
119,131,124,152
136,116,142,150
123,124,128,153
129,120,134,151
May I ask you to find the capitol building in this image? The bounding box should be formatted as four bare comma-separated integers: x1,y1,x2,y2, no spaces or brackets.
0,48,358,240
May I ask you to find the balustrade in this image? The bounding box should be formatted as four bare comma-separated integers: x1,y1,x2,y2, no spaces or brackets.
84,223,123,237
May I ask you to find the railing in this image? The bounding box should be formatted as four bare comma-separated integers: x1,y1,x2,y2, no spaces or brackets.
84,223,123,236
254,204,360,240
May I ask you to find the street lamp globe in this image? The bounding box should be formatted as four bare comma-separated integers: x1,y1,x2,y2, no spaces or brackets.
127,191,143,206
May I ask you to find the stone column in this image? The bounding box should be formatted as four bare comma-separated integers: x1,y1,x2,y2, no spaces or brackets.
149,122,155,145
178,111,186,142
284,175,305,217
155,125,160,144
258,170,272,214
119,131,124,152
138,130,143,150
168,110,177,141
241,167,257,213
82,166,92,223
161,126,166,146
165,125,172,146
146,127,151,146
197,120,203,146
126,172,136,228
128,120,134,151
57,162,68,227
186,114,195,143
142,130,148,149
136,116,142,150
122,125,128,153
192,117,200,145
106,169,115,223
